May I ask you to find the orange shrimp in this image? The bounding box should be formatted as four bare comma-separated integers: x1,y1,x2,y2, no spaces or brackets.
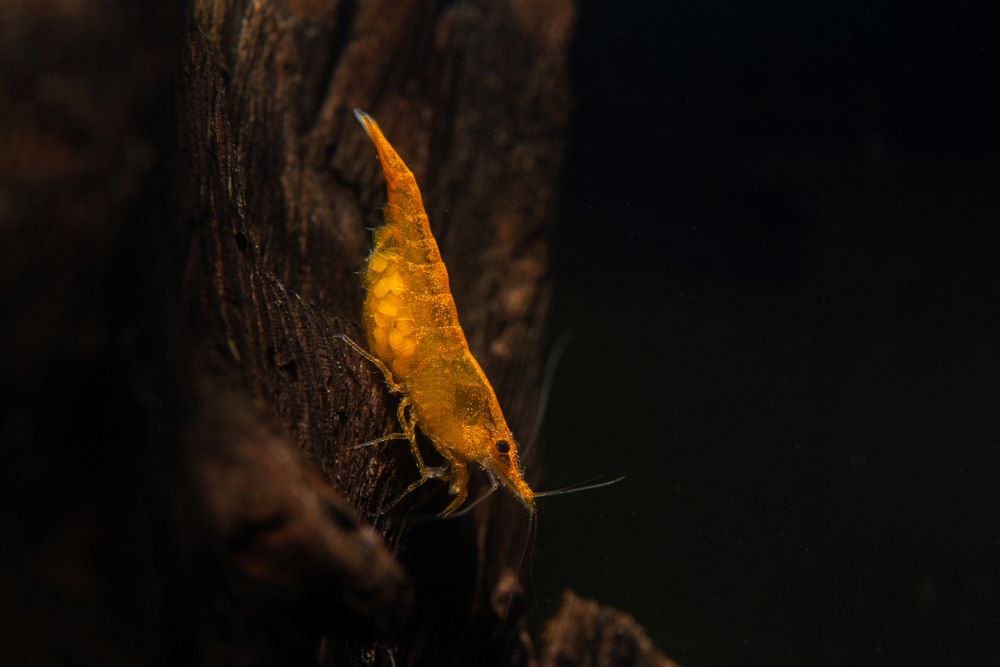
342,109,534,516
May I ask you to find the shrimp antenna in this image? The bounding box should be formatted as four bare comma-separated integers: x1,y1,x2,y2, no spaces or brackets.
503,508,537,623
499,476,621,621
522,330,575,460
533,475,626,499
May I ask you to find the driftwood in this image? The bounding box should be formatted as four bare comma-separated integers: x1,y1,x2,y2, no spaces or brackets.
1,1,675,665
540,592,679,667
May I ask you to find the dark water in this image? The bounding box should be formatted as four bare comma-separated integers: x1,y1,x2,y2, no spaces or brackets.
533,2,999,665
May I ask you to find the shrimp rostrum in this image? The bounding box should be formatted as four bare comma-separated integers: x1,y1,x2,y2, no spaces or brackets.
344,110,535,516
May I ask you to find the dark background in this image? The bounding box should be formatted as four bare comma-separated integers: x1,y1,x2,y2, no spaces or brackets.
534,2,999,665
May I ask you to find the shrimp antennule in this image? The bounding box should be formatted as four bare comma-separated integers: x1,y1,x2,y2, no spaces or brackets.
532,475,626,499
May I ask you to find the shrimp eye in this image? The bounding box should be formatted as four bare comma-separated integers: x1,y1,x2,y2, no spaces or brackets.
495,440,511,455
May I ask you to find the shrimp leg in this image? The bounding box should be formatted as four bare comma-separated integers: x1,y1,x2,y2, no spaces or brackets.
338,335,431,481
432,443,469,516
397,395,431,475
379,447,467,516
376,396,451,515
333,334,406,394
350,433,407,449
336,329,470,515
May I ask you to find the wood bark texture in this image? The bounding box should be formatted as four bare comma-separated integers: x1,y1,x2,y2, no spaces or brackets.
539,592,681,667
1,1,678,665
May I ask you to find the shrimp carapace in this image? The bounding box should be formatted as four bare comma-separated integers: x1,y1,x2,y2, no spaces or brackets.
353,109,535,515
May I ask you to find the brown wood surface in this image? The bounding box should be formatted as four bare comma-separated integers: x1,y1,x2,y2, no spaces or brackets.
539,592,681,667
1,1,676,665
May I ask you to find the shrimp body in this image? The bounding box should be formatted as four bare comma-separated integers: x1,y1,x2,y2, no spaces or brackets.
354,110,534,515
